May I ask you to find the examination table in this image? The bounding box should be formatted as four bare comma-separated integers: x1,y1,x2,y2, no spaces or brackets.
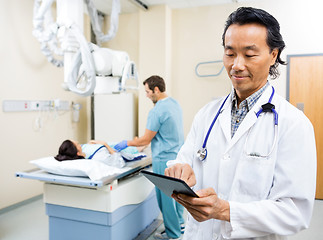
16,157,160,240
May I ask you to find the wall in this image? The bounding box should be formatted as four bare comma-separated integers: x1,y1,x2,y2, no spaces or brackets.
0,0,89,209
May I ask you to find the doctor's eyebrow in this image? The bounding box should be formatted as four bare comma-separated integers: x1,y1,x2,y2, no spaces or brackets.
245,45,259,51
224,45,259,51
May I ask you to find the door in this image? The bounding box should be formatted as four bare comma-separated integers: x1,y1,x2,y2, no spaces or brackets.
288,54,323,199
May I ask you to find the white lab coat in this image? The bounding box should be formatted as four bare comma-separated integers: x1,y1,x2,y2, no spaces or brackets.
168,85,317,240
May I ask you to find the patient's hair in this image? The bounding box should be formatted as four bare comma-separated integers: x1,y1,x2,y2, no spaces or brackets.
54,139,85,161
143,75,166,92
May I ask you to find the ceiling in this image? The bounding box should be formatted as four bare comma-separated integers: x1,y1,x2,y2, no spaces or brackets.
92,0,250,14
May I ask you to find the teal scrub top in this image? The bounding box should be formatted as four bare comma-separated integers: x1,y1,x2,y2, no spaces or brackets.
146,97,184,161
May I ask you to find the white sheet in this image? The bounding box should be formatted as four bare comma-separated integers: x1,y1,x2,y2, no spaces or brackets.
30,157,130,181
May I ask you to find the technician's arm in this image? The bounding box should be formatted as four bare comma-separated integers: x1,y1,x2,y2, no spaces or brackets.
127,128,157,147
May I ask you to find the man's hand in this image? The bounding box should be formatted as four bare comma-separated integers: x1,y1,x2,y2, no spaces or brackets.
164,163,196,187
172,188,230,222
114,140,128,152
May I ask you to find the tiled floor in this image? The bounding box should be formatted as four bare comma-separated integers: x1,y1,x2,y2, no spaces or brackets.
0,198,322,240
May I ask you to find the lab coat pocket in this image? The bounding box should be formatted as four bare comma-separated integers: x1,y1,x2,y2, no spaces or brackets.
232,155,275,201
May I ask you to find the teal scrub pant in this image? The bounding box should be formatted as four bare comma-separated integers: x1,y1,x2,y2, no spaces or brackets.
153,159,185,239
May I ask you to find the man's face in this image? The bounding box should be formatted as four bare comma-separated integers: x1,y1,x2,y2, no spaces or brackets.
144,83,158,104
223,23,278,100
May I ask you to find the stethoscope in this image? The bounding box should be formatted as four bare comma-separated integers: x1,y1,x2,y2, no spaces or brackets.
197,86,278,161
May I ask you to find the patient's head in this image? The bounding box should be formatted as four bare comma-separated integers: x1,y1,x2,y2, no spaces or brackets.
54,139,85,161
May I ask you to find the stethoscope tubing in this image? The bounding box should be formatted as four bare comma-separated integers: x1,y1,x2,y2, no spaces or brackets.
202,94,230,149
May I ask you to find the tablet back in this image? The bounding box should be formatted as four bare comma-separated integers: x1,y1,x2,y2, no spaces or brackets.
141,170,199,198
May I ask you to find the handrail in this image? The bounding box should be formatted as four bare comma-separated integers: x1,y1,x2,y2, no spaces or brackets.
195,60,225,77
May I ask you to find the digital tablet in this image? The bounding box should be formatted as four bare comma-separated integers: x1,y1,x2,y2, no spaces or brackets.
141,170,199,198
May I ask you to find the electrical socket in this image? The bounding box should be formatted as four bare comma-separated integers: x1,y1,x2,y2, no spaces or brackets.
30,101,41,111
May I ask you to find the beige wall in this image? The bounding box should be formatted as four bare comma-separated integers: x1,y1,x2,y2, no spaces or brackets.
0,0,89,209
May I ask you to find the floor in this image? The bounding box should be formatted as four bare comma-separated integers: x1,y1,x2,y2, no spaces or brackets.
0,198,322,240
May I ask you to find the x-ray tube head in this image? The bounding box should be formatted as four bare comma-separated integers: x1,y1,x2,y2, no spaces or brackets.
92,48,114,76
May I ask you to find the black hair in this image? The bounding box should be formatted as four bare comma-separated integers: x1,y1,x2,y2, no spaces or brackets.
222,7,286,79
143,75,166,92
54,139,85,161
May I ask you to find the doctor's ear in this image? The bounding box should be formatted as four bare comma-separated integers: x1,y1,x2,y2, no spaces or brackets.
270,48,279,66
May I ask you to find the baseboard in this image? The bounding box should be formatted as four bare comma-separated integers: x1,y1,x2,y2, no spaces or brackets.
0,194,43,215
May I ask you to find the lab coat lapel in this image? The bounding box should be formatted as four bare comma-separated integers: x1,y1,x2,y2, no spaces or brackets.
228,106,258,150
224,86,273,153
218,95,232,143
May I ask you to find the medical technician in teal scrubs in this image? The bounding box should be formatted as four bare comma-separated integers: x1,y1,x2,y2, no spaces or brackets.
114,75,185,240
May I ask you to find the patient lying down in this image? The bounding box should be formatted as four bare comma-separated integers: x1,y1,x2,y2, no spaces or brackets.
55,140,113,161
28,140,147,180
54,140,146,168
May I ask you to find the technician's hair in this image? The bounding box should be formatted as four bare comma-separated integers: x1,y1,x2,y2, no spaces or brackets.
222,7,286,79
54,139,85,161
143,75,166,92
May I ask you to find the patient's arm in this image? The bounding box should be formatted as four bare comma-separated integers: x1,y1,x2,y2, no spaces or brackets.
88,140,116,154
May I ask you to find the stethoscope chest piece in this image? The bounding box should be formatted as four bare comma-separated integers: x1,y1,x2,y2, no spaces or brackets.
197,148,207,161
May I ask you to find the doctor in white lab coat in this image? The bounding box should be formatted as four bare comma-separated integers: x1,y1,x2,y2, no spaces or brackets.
165,7,317,240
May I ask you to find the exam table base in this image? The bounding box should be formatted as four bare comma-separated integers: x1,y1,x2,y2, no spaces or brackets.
46,191,159,240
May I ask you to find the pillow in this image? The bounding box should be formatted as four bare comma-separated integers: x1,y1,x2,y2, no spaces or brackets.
30,156,130,181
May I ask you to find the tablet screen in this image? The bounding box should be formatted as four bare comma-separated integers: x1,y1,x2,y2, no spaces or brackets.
141,170,199,198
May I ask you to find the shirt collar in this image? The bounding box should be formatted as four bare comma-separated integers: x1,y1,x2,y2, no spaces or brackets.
231,81,269,110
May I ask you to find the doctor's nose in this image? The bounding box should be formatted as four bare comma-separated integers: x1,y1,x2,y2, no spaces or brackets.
232,56,246,71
